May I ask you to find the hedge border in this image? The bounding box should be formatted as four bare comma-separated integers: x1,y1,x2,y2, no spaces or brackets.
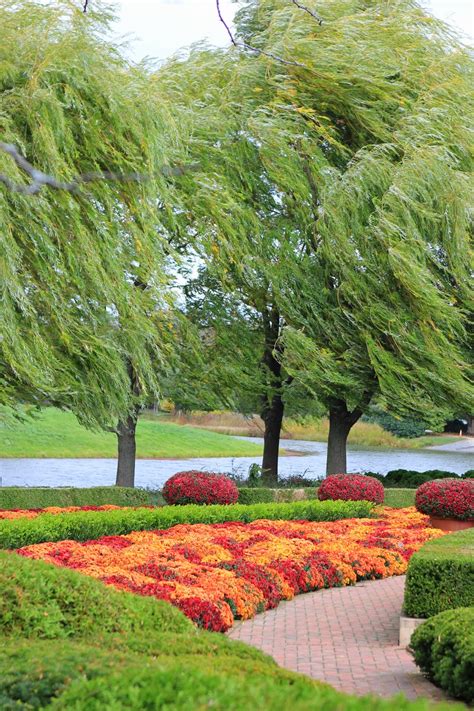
0,486,151,510
0,499,374,549
404,528,474,618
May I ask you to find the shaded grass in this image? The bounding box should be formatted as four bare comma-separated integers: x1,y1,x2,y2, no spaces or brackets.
0,408,262,459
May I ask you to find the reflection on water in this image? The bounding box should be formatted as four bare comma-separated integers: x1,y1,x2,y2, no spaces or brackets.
0,438,472,489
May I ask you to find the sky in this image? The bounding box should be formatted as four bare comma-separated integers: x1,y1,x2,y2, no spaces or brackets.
113,0,473,62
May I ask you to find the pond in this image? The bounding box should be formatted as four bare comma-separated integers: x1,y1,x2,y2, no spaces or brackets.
0,437,472,489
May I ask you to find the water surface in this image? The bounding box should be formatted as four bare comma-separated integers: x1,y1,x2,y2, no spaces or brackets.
0,437,471,489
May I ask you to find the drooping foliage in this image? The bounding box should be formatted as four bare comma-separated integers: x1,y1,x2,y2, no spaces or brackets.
0,0,180,430
159,0,473,474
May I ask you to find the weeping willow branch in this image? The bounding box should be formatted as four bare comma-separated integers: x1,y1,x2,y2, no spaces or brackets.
215,0,310,69
290,0,323,24
0,143,196,195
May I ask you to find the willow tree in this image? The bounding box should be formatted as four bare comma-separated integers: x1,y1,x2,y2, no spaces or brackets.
0,1,180,486
159,0,474,478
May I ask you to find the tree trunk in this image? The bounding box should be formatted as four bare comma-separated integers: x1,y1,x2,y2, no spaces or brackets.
326,400,363,475
467,417,474,436
261,394,284,486
115,409,138,487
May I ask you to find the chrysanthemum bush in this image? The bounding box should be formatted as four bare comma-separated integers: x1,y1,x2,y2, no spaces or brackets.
17,507,442,632
162,471,239,505
318,474,384,504
415,478,474,521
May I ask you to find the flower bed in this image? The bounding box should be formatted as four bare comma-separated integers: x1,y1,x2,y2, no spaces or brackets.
17,507,442,632
0,505,124,520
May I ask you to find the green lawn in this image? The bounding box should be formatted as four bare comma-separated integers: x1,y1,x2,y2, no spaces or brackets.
383,488,416,508
0,408,263,459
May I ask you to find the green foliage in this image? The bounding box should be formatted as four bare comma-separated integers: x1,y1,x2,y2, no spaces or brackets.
0,499,374,549
49,663,459,711
238,487,413,506
0,1,180,429
382,469,459,488
238,488,274,504
410,607,474,704
404,529,474,618
362,412,428,439
0,487,151,510
0,550,191,639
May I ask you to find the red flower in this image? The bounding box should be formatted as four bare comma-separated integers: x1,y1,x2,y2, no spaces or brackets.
415,479,474,520
318,474,384,504
162,471,238,506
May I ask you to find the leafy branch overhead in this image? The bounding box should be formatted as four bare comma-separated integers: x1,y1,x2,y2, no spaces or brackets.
0,142,195,195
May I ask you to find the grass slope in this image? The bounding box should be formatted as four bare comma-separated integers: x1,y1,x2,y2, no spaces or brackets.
0,409,262,459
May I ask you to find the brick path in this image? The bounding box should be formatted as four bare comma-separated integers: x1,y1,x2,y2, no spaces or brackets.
228,575,446,700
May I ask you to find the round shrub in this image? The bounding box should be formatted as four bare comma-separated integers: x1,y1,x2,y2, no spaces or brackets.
162,471,239,506
317,474,384,504
415,478,474,520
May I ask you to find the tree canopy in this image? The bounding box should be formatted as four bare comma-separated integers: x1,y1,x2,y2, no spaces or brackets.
159,0,474,474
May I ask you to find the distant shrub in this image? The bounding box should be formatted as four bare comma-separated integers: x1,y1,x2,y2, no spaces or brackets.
363,412,427,438
318,474,384,504
415,479,474,520
162,471,239,506
464,470,474,479
383,469,456,488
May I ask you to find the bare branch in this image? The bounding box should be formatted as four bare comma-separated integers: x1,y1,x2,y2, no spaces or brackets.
215,0,310,70
0,142,196,196
83,0,89,13
290,0,323,25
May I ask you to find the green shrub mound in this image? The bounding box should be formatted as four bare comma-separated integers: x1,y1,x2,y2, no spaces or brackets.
0,551,190,639
0,499,373,549
49,664,460,711
410,607,474,704
0,486,151,510
404,529,474,618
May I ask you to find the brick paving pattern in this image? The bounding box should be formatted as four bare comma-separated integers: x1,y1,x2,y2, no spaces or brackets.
228,575,447,700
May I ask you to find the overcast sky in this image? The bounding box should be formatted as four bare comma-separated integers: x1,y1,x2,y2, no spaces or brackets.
113,0,473,62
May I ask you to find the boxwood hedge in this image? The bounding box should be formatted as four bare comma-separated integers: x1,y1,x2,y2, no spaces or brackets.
404,529,474,618
0,486,151,510
410,607,474,704
0,499,374,549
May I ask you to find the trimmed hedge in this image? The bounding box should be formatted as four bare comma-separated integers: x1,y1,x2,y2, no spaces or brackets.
238,487,414,508
0,499,374,549
404,529,474,618
410,607,474,703
237,488,318,505
49,662,461,710
0,486,151,510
